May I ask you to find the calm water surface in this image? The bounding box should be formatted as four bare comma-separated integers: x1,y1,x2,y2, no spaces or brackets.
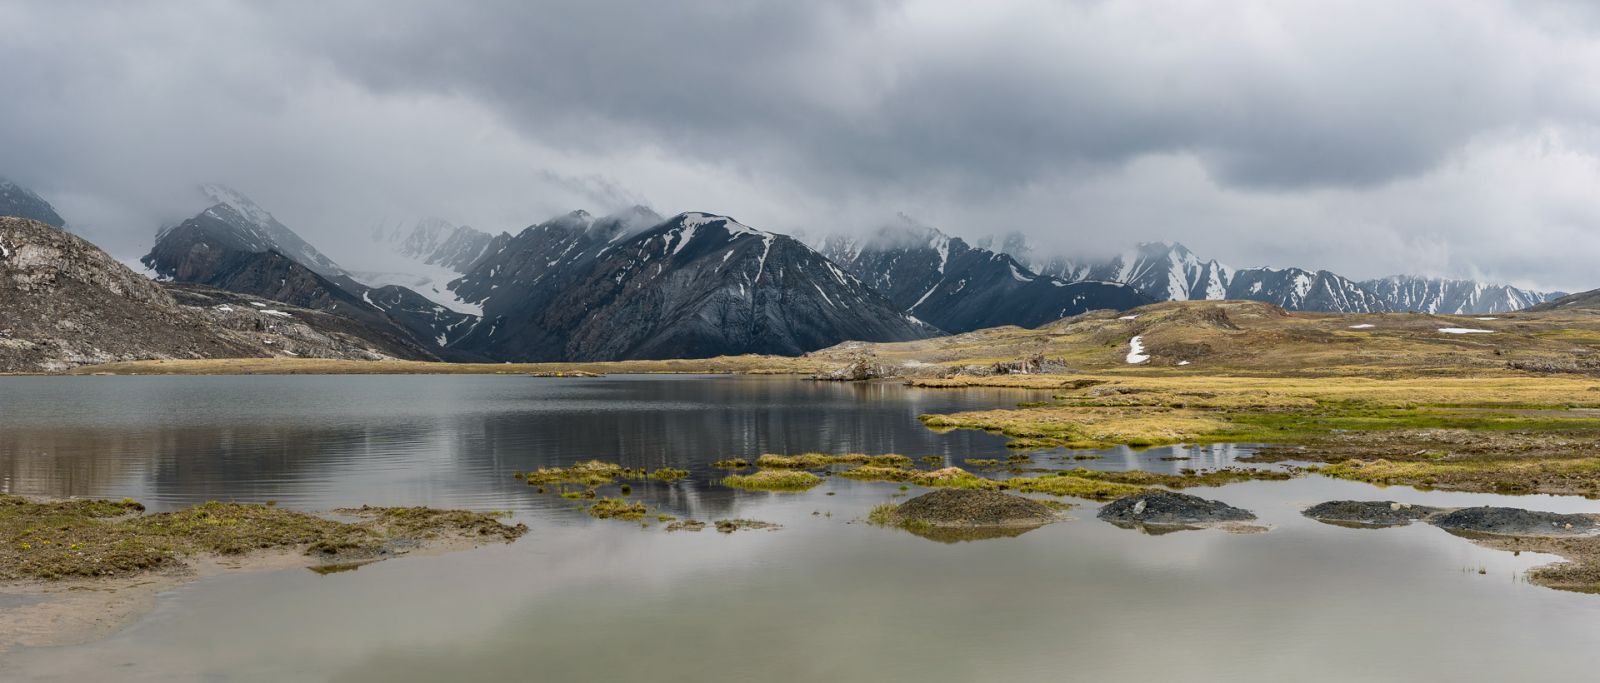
3,375,1600,681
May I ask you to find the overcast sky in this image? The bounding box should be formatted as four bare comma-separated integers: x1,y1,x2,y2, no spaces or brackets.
4,0,1599,291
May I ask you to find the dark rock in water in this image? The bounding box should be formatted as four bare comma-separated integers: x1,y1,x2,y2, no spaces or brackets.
1097,490,1255,527
889,489,1058,528
1429,507,1600,537
1303,500,1441,528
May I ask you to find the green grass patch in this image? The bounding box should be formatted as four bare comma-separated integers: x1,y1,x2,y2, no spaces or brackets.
721,470,825,492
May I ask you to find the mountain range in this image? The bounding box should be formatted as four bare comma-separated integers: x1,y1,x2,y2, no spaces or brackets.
0,175,1584,369
1019,240,1561,315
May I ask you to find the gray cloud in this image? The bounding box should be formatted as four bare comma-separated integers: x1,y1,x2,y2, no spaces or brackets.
1,0,1598,291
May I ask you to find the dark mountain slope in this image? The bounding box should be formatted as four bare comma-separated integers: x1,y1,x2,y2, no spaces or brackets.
453,212,938,361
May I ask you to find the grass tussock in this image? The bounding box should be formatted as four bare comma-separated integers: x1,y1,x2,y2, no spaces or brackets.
522,460,633,487
720,470,825,492
587,498,648,520
649,468,690,481
712,458,751,469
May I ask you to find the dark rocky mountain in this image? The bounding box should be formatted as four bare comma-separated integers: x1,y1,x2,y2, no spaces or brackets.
448,208,651,308
820,218,1149,332
142,192,479,359
1022,240,1551,315
0,216,425,372
1359,275,1562,315
452,212,938,361
0,177,67,229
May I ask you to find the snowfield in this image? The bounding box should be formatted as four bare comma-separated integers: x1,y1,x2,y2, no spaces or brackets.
1126,335,1149,364
1438,327,1494,334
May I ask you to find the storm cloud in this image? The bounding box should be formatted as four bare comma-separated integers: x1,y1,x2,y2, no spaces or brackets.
2,0,1599,290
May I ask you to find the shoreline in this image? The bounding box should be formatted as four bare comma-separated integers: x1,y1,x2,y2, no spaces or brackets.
0,497,527,654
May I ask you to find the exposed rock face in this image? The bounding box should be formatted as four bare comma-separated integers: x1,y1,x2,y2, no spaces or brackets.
0,178,66,229
1097,490,1256,528
1302,501,1441,527
0,217,406,372
1,217,240,371
453,212,938,361
821,217,1149,333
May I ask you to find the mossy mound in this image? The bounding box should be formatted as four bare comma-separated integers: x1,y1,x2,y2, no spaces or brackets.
881,489,1058,528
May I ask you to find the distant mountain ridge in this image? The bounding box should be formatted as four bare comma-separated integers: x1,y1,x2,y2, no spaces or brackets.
1358,275,1563,315
1016,240,1560,314
820,217,1149,332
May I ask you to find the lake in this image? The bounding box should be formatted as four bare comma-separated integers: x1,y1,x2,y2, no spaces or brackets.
3,375,1600,681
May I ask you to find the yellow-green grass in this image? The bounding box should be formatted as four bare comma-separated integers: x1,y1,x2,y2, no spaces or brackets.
720,470,825,492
